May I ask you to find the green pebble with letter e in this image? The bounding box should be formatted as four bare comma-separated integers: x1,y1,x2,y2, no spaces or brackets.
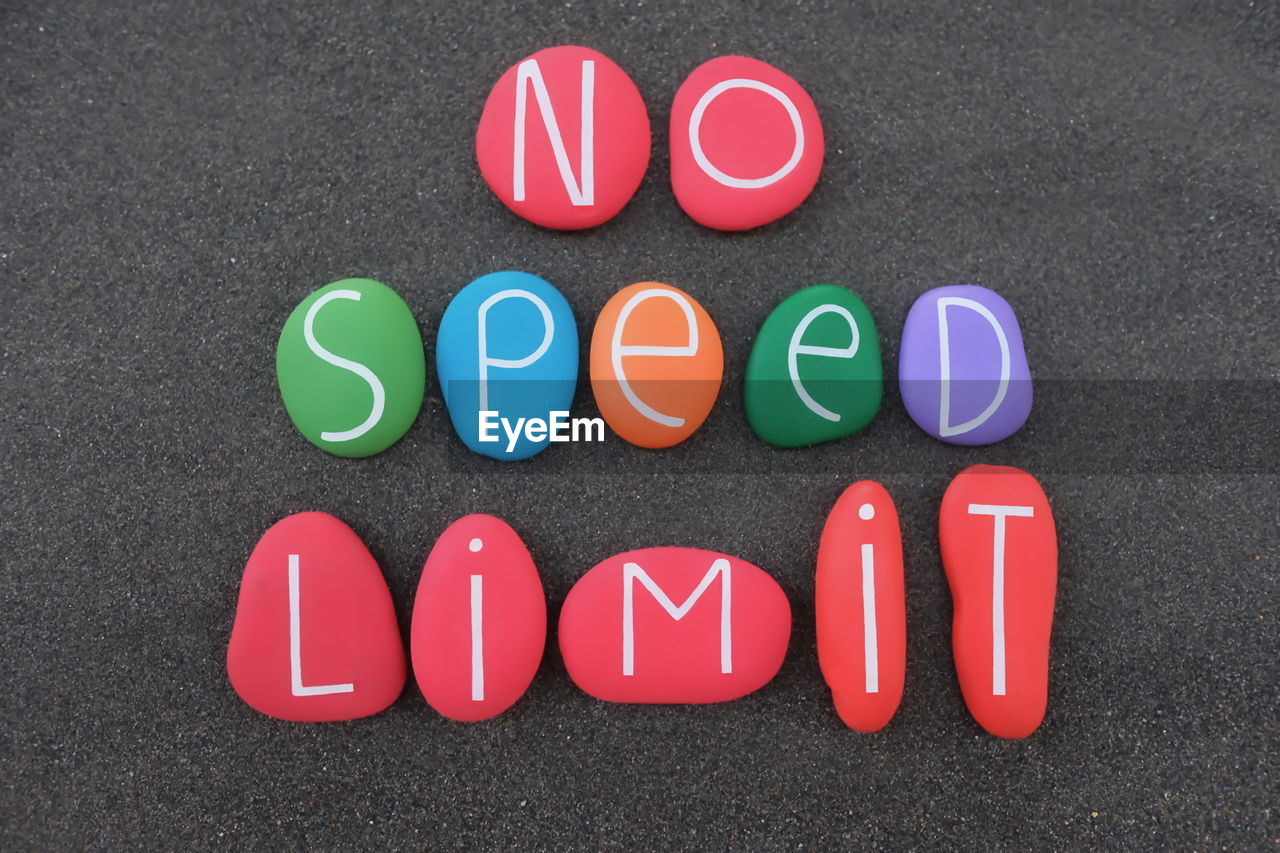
276,278,425,458
744,284,883,448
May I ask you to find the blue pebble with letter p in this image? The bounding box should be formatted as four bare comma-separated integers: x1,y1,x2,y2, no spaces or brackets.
436,271,579,460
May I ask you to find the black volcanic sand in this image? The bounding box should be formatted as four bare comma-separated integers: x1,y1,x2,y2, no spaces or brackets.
2,1,1277,849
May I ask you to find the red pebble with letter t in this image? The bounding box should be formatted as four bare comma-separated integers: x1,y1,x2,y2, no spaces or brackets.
940,465,1058,738
476,45,651,230
558,547,791,703
816,481,906,733
670,55,824,231
226,512,406,722
410,514,547,722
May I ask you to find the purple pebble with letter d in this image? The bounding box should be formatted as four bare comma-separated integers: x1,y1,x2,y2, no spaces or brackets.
898,285,1032,446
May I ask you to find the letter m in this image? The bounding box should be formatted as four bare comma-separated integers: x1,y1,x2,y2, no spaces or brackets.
622,559,732,676
513,58,595,206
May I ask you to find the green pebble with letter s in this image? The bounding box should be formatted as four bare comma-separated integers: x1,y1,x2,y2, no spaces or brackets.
744,284,883,448
276,278,425,458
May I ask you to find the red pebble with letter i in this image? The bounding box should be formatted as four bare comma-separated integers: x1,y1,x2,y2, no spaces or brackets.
816,480,906,733
411,514,547,722
940,464,1058,738
226,512,406,722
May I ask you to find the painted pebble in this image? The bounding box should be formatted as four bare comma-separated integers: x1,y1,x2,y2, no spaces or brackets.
276,278,425,458
940,465,1057,738
411,515,546,722
744,285,882,447
559,547,791,703
476,45,651,230
816,481,906,733
898,285,1032,445
436,271,578,460
670,56,824,231
227,512,406,722
590,282,723,448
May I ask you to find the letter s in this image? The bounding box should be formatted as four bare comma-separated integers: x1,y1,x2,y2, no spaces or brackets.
303,290,386,442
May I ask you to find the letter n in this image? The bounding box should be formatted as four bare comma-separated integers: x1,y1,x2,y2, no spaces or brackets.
513,58,594,206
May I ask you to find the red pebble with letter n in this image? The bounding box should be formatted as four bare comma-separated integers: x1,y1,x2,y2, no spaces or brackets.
476,45,651,230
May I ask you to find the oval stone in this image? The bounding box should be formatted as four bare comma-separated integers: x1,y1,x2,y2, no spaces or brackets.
227,512,406,722
589,282,723,448
277,279,425,458
744,285,882,447
816,481,905,733
436,271,578,460
559,547,791,703
898,285,1032,445
411,514,546,722
940,465,1057,738
476,45,651,230
670,55,824,231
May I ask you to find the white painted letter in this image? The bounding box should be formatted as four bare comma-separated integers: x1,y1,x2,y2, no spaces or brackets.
966,503,1035,696
622,559,732,676
288,554,354,697
861,542,879,694
611,288,699,427
470,574,484,701
787,303,860,422
937,297,1011,437
514,59,594,205
476,289,556,431
689,78,804,189
304,290,386,443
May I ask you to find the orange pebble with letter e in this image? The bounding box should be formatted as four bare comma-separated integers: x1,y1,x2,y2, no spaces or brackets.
590,282,723,448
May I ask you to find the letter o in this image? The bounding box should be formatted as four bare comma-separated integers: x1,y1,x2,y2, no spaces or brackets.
688,78,805,189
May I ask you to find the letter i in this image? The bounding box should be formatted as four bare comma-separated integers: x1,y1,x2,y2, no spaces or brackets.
468,537,485,702
858,503,879,694
816,481,906,733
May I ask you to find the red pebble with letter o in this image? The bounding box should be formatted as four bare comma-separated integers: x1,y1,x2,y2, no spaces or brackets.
226,512,406,722
411,514,547,722
558,547,791,703
670,55,824,231
940,465,1058,738
476,45,651,230
816,481,906,733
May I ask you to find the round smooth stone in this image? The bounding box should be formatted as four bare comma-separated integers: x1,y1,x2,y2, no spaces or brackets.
436,271,578,460
744,285,882,447
559,547,791,703
898,285,1032,445
226,512,406,722
670,55,824,231
411,514,546,722
276,278,425,458
589,282,723,449
940,465,1058,739
476,45,651,230
816,481,905,733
